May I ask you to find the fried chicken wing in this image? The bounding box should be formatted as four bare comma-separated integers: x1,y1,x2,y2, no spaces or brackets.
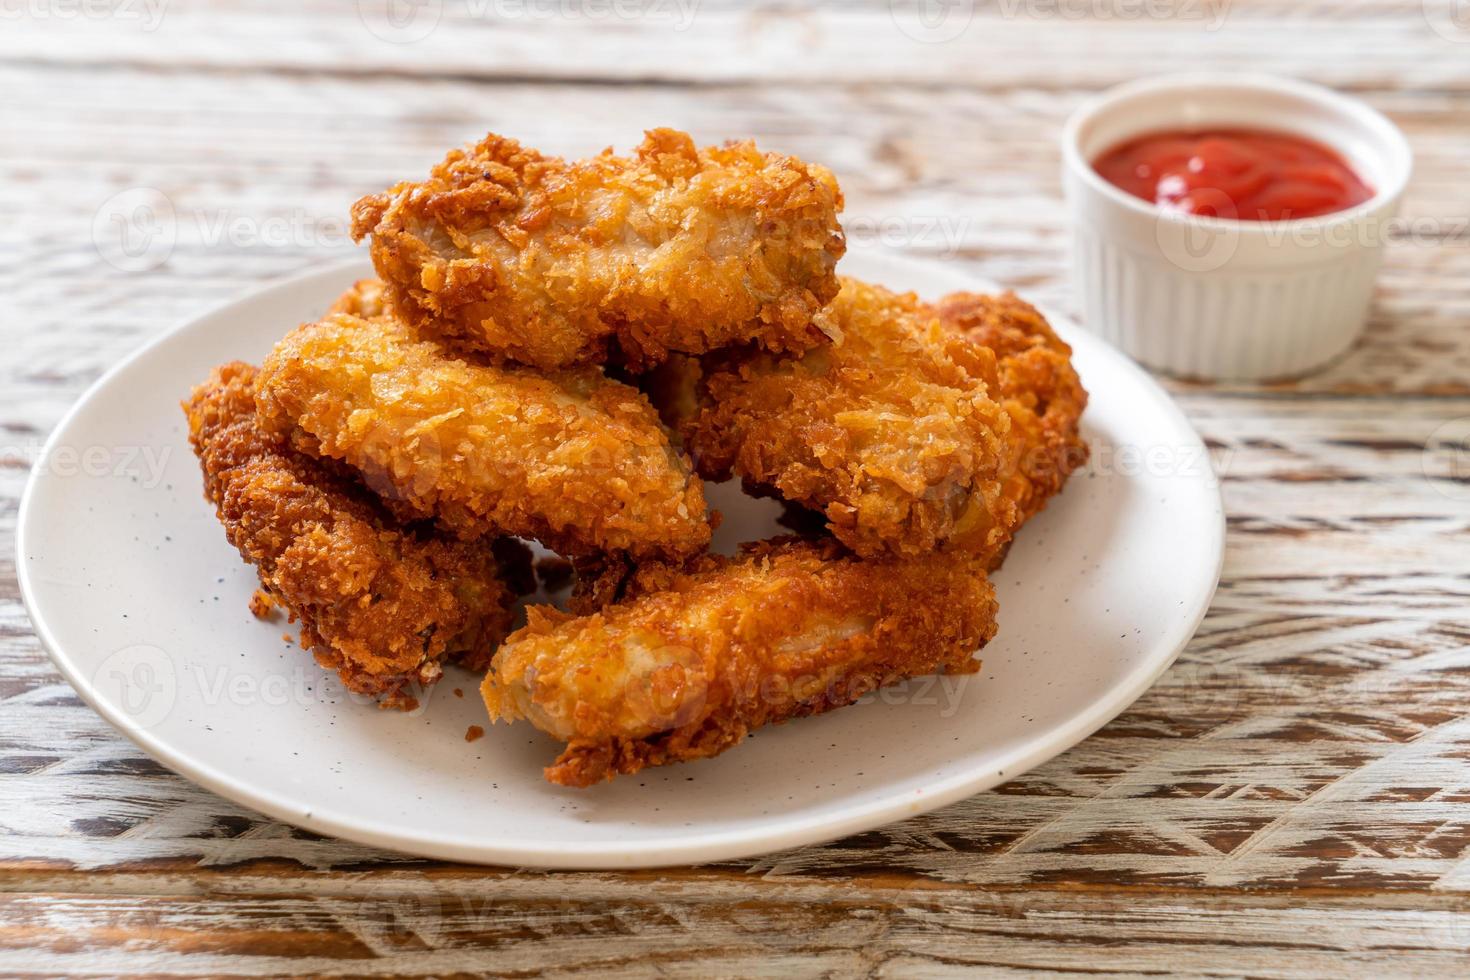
933,291,1090,563
184,362,526,709
673,278,1014,559
483,538,998,786
350,128,846,371
665,280,1088,564
254,306,711,560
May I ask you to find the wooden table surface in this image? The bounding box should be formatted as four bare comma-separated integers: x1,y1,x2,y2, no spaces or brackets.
4,1,1470,974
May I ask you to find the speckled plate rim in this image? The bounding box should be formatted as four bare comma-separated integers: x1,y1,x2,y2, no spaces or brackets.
17,250,1223,869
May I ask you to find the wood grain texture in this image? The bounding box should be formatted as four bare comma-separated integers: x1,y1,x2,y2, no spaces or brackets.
4,0,1470,973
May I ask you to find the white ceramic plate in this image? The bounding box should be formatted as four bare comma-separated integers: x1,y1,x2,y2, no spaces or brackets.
17,248,1223,869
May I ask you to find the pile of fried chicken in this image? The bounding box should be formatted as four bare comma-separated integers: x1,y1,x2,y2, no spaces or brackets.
184,128,1088,787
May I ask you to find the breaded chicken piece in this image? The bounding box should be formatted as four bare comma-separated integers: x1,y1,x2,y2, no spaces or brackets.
255,309,711,560
675,278,1014,559
664,281,1088,564
184,362,526,709
483,538,999,786
350,128,846,371
933,291,1090,564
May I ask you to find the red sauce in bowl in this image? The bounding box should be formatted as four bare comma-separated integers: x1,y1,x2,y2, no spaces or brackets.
1093,128,1374,221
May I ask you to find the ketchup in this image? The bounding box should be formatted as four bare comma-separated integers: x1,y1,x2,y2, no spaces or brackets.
1093,128,1374,221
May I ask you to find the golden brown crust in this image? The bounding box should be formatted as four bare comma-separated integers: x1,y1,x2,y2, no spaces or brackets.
932,291,1090,565
483,537,998,786
184,362,526,709
666,281,1089,565
254,308,712,560
326,278,388,318
351,128,846,370
678,278,1013,559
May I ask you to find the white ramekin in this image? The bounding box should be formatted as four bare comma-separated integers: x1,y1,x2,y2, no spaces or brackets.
1062,73,1412,381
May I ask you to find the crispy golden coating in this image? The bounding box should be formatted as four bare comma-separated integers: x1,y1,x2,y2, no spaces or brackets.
933,291,1090,564
351,128,846,370
483,538,998,786
666,280,1088,564
184,362,526,709
326,277,388,318
676,278,1013,559
255,308,711,560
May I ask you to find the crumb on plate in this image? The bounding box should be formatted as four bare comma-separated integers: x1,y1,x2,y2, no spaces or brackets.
249,589,277,619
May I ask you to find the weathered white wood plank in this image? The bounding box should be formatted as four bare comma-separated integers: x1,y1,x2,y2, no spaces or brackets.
0,878,1467,977
5,0,1470,92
